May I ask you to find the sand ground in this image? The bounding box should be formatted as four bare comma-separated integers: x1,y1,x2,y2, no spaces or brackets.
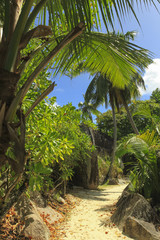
57,183,133,240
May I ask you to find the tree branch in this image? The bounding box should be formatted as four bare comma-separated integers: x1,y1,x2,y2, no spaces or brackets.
20,22,85,102
5,22,85,122
19,25,52,50
25,81,56,118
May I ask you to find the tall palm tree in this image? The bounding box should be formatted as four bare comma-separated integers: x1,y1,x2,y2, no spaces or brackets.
84,72,145,182
0,0,158,212
84,73,119,182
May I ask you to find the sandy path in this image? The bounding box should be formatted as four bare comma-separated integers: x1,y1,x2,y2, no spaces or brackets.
58,184,133,240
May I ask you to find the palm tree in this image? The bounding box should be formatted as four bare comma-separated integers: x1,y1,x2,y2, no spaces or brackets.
78,98,101,121
84,72,145,182
114,73,146,135
0,0,158,214
84,73,119,182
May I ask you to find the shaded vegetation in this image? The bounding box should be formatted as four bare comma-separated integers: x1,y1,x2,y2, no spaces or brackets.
96,89,160,206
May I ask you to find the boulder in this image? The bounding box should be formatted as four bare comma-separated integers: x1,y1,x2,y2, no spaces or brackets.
37,205,63,225
123,216,160,240
15,194,35,218
87,151,99,190
15,194,50,240
30,190,47,208
111,192,157,229
72,150,99,189
23,213,50,240
15,192,63,240
111,191,160,240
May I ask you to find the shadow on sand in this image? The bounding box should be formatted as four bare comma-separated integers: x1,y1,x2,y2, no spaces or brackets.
68,187,111,202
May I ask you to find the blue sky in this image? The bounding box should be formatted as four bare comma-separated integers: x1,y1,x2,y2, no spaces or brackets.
50,4,160,112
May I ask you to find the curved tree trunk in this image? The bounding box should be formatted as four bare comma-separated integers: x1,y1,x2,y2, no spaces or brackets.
121,96,139,135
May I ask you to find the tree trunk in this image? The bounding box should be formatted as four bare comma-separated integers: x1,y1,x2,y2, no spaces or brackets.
0,69,20,167
122,97,139,135
88,151,99,189
0,28,2,41
89,127,95,145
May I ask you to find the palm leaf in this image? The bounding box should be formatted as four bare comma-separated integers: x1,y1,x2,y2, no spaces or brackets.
39,0,160,32
116,136,149,159
52,32,153,89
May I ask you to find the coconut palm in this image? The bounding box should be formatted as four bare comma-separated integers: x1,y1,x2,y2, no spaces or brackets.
84,73,119,182
78,98,101,122
84,72,145,182
0,0,158,212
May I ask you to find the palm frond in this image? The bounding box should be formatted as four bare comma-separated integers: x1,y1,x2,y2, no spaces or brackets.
84,73,110,108
78,100,101,120
116,129,160,201
52,32,153,89
138,130,159,147
39,0,160,32
116,135,149,159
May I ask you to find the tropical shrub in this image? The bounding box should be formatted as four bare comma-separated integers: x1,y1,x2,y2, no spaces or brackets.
116,130,160,204
25,98,95,192
0,96,95,200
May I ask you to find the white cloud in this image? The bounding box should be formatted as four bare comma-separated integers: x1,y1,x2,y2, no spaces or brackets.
140,58,160,96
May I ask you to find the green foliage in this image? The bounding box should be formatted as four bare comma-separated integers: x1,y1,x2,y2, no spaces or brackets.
116,130,160,204
150,88,160,104
0,85,94,197
25,98,94,192
132,100,160,134
98,89,160,204
97,108,134,139
98,155,123,184
1,0,159,206
57,32,152,89
97,99,160,139
78,99,101,121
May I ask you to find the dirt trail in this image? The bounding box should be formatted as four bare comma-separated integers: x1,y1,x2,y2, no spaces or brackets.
58,183,133,240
